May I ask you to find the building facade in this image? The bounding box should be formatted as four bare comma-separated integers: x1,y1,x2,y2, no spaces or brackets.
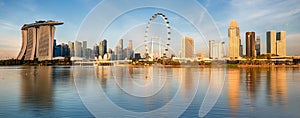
82,41,88,58
74,41,82,57
99,39,107,58
17,20,63,60
181,36,194,58
68,41,74,57
266,30,286,56
267,30,277,55
228,20,241,59
276,31,286,56
246,32,256,57
256,36,261,56
209,40,214,59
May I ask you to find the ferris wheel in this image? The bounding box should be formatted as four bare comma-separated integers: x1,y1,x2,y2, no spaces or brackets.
144,13,171,58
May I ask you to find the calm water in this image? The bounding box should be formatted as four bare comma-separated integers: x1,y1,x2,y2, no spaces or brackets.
0,66,300,118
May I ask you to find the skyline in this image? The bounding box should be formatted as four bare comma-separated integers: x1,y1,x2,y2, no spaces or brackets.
1,0,300,58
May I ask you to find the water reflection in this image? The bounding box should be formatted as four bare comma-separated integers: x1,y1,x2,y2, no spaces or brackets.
267,67,287,106
20,66,53,110
228,68,240,114
227,67,288,115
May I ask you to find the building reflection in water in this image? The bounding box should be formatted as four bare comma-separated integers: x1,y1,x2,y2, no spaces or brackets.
96,66,110,90
228,67,288,115
267,67,287,106
228,68,241,114
20,66,53,109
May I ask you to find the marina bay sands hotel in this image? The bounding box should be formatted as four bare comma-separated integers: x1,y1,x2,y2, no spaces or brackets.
17,20,63,61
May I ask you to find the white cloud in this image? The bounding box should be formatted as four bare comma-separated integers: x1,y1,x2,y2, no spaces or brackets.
0,20,19,31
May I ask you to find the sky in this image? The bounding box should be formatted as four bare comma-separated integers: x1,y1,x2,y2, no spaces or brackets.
0,0,299,58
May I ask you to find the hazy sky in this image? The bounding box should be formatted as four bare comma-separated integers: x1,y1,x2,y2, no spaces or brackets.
0,0,299,58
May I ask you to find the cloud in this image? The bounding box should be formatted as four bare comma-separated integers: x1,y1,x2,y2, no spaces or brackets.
0,20,19,31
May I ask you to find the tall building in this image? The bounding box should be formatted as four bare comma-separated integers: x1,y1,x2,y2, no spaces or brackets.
228,20,241,59
276,31,286,56
213,42,225,59
74,41,82,57
17,20,63,60
266,30,276,55
209,40,214,59
116,39,124,60
246,32,256,57
82,41,88,58
181,36,194,58
54,43,70,57
125,40,134,59
256,36,261,56
209,40,224,60
266,30,286,56
68,41,74,57
128,40,133,50
93,44,99,58
99,39,107,58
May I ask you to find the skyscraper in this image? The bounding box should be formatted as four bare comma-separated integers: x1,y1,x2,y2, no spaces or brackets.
246,32,256,57
68,41,74,57
209,40,214,59
276,31,286,56
267,30,286,56
82,41,88,58
116,39,124,60
228,20,241,59
128,40,133,50
74,41,82,57
17,20,63,60
126,40,134,59
256,36,261,56
93,44,99,58
181,36,194,58
99,39,107,58
266,30,276,55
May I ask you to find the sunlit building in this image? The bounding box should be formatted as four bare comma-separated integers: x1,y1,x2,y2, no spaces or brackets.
99,39,107,58
17,20,63,60
276,31,286,56
228,20,241,59
266,30,286,56
266,30,277,55
209,40,225,60
68,41,74,57
181,36,194,58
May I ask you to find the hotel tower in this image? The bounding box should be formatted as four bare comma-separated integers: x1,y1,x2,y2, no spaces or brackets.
17,20,63,61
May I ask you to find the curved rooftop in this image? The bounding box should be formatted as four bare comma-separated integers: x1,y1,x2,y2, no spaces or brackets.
229,20,239,28
21,20,63,30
